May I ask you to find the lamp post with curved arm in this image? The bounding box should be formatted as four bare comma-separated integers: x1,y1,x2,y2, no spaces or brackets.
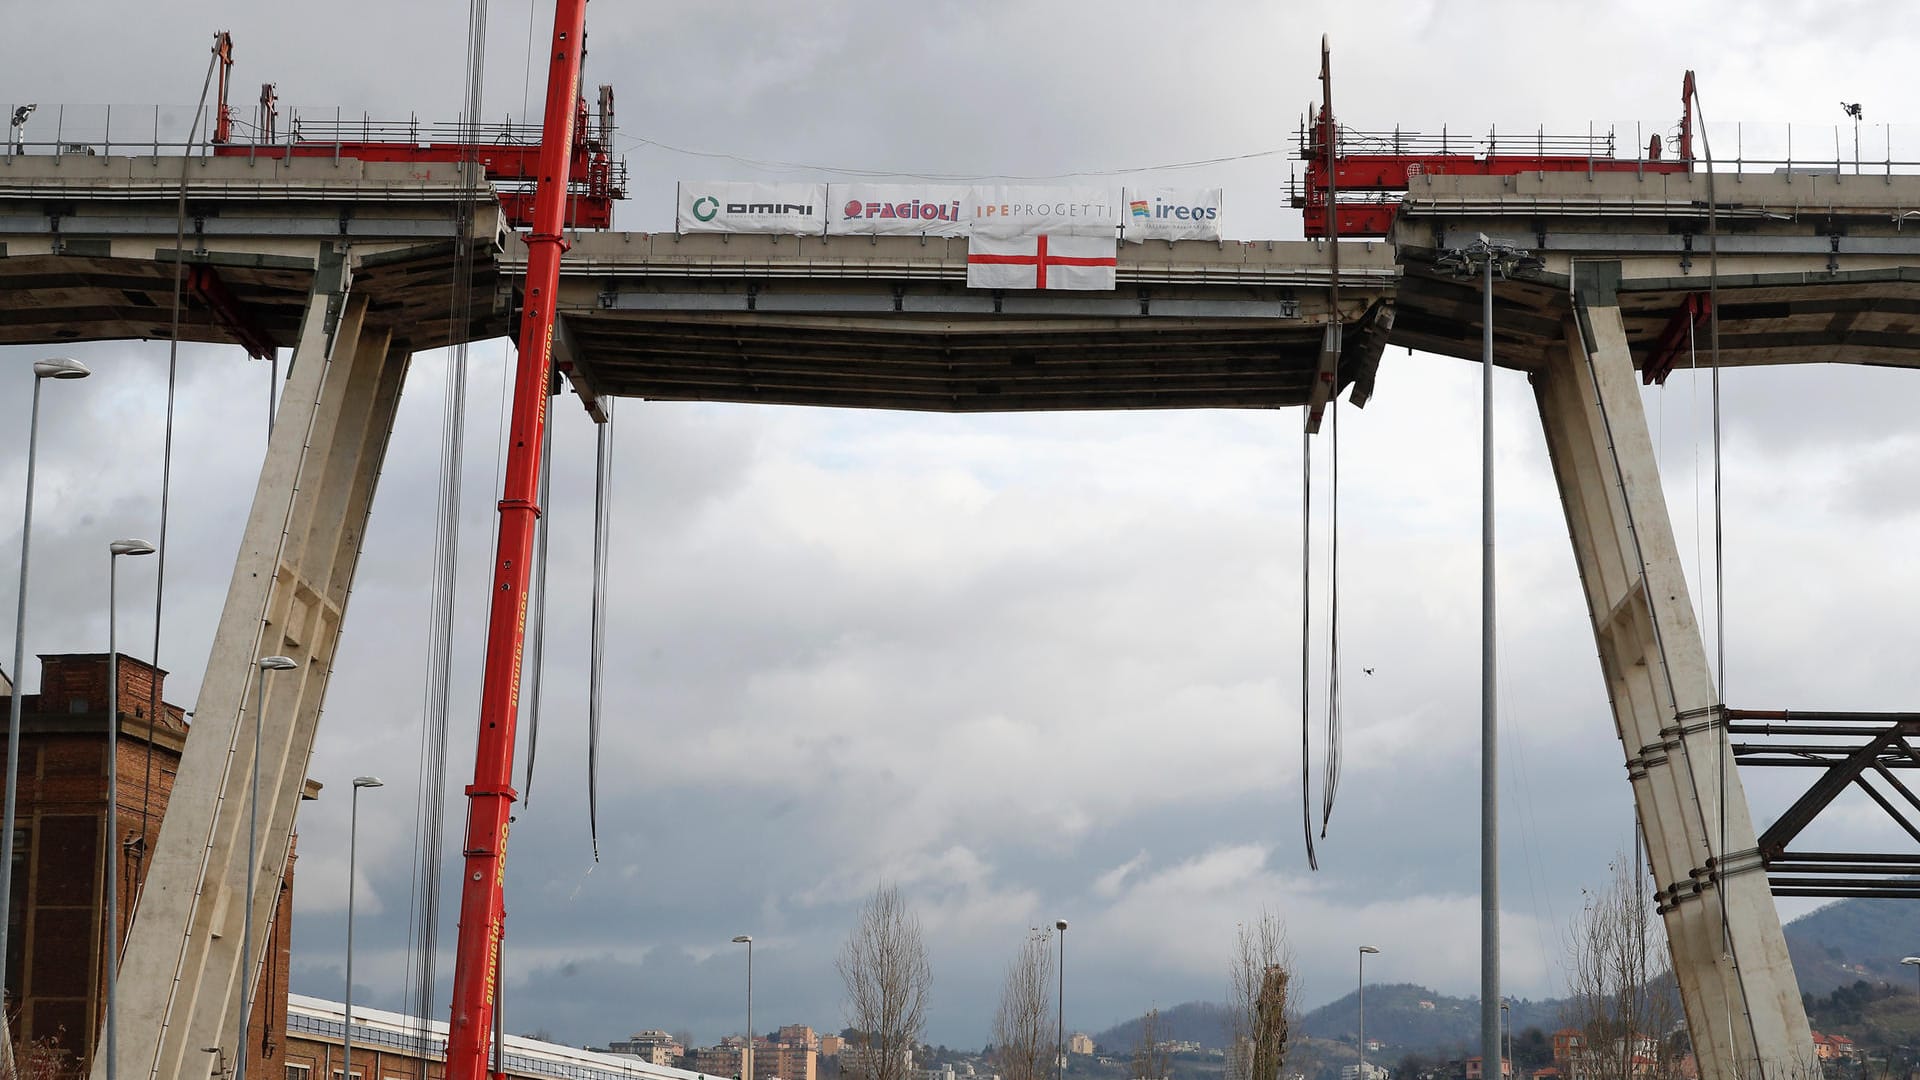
1,357,91,995
236,655,297,1080
104,538,155,1080
1358,946,1379,1080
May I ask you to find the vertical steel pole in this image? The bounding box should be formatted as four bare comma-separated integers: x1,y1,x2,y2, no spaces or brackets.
745,938,753,1080
443,2,588,1076
1480,253,1500,1080
106,554,119,1080
1356,951,1366,1080
1,377,46,1001
344,785,360,1080
237,670,263,1080
1056,924,1066,1080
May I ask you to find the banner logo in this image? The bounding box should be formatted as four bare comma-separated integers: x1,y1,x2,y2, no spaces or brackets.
692,195,720,222
842,198,961,223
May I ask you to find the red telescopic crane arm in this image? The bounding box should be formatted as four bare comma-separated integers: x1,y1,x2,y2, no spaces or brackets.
444,2,587,1078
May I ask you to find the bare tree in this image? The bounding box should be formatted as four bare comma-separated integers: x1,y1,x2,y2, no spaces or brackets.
1227,910,1296,1080
838,883,932,1080
1563,851,1683,1080
993,928,1056,1080
1133,1006,1171,1080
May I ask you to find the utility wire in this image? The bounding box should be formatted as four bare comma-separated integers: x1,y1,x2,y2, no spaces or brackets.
618,134,1290,182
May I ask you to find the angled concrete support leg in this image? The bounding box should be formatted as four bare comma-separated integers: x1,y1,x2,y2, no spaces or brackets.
100,249,413,1080
1533,288,1813,1079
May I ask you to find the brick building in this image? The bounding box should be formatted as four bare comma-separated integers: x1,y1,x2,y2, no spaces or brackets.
0,654,306,1076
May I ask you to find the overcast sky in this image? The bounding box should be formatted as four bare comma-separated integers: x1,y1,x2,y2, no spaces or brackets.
7,0,1920,1054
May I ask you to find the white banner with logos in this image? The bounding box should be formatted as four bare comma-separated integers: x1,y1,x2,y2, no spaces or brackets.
677,181,827,235
966,185,1117,237
1121,187,1223,243
966,231,1118,291
827,184,969,236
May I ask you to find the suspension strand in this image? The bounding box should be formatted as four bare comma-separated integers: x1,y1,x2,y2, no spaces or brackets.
1693,80,1750,1059
406,0,491,1044
1321,393,1342,837
521,385,556,807
444,1,589,1073
587,401,615,862
1300,428,1318,871
137,37,221,892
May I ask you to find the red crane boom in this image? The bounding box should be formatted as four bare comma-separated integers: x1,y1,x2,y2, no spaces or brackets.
443,2,588,1077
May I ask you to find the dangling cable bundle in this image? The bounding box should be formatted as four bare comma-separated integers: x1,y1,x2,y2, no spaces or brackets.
520,395,555,806
404,0,489,1040
1300,428,1318,871
586,401,616,861
1320,396,1343,837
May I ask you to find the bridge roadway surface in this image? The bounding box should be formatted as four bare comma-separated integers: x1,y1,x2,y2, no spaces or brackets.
9,152,1920,1080
11,156,1920,411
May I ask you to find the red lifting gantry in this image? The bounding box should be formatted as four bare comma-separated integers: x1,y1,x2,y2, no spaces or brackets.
207,30,624,230
1294,72,1699,238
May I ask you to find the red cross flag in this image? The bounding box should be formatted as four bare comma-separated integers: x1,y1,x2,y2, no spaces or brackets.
966,232,1117,291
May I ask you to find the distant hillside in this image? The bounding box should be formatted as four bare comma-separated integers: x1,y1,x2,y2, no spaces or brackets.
1093,1002,1234,1052
1297,984,1565,1052
1782,896,1920,996
1077,900,1920,1065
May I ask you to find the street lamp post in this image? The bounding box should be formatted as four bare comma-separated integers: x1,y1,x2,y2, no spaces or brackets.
237,654,297,1080
344,776,384,1080
105,538,156,1080
733,935,753,1080
1055,918,1068,1080
1,357,91,996
1358,946,1379,1080
1434,236,1539,1080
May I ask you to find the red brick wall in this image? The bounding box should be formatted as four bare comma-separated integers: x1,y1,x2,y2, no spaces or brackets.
3,655,289,1077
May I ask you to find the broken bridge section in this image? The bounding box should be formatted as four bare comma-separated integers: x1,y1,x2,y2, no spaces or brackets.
511,232,1400,417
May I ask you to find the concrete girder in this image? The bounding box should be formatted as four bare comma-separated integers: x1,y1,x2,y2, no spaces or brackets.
1533,295,1813,1079
97,247,411,1080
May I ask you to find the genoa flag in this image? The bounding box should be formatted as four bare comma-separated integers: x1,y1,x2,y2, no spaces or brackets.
966,232,1117,291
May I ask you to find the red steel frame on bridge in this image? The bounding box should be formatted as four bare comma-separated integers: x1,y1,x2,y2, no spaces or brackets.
1293,71,1699,237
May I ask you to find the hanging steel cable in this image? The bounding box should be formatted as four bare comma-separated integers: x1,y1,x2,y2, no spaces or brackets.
136,40,222,890
1692,80,1736,966
1321,396,1343,837
586,401,615,861
520,389,555,807
1300,428,1318,871
404,0,490,1040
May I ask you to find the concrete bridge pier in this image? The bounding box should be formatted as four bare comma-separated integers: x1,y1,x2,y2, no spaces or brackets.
1533,278,1814,1079
99,248,413,1080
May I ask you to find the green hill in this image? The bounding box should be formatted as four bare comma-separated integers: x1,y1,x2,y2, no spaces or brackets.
1092,1002,1234,1052
1782,896,1920,996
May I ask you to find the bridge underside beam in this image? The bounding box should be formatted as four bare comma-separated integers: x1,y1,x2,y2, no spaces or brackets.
1533,281,1813,1078
549,292,1396,413
100,245,413,1080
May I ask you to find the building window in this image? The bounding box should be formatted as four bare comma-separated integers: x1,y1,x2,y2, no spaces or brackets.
68,697,88,714
286,1067,312,1080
